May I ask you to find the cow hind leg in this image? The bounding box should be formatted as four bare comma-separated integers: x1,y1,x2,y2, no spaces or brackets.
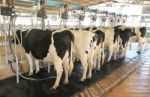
69,43,74,76
50,61,63,90
93,54,97,69
97,53,101,70
35,59,40,73
101,51,105,65
63,58,69,84
107,46,113,62
101,43,105,66
69,60,74,76
113,44,119,60
80,55,88,81
137,38,144,54
26,53,33,75
87,57,94,79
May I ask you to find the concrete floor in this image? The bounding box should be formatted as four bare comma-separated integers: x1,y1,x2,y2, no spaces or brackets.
105,46,150,97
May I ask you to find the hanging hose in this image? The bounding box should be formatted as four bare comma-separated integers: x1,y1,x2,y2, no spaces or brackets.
0,1,56,82
19,74,56,81
7,15,23,73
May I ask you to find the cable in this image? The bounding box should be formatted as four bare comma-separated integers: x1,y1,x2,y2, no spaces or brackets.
19,73,56,81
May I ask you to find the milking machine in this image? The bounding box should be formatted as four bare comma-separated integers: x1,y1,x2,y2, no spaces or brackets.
99,11,107,27
105,12,116,27
60,4,68,28
0,0,56,83
78,7,85,29
37,0,47,30
89,9,97,28
0,0,21,83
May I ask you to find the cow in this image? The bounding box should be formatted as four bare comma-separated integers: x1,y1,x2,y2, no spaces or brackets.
132,27,146,54
70,30,97,81
114,25,133,58
14,29,74,90
83,27,120,70
98,27,120,62
93,29,105,70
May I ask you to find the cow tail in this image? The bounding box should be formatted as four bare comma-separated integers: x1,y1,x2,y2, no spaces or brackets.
68,32,74,64
69,42,73,65
68,31,74,75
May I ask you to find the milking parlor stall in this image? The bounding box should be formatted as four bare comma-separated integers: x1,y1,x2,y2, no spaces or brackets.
0,0,150,97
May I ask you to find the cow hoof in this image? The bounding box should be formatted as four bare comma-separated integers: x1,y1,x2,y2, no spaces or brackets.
63,81,69,84
29,72,33,75
50,85,58,90
87,76,91,79
96,68,100,71
113,58,117,61
107,59,111,62
80,78,86,82
69,71,72,76
35,70,39,74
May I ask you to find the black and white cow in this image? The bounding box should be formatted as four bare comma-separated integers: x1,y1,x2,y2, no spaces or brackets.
132,27,146,53
70,30,97,81
93,29,105,70
15,29,74,89
98,27,120,62
114,25,133,58
83,27,120,69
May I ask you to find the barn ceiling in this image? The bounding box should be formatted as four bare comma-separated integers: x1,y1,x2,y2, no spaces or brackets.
0,0,111,14
0,0,150,14
0,0,110,9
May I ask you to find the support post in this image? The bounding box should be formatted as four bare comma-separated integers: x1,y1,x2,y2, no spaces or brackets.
3,0,6,6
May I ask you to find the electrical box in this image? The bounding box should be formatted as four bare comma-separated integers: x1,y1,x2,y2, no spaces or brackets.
61,11,68,20
37,9,47,18
0,6,12,16
92,16,97,21
79,15,85,21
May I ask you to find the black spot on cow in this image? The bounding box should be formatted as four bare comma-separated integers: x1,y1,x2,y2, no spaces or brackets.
21,29,52,59
85,51,88,54
119,28,132,47
83,27,97,31
92,27,97,30
90,43,92,47
70,27,79,30
94,30,105,45
140,27,146,37
114,25,121,29
53,30,74,59
74,28,80,30
83,27,90,31
92,35,98,42
114,26,133,47
14,30,28,44
132,27,146,37
114,26,121,43
132,28,136,36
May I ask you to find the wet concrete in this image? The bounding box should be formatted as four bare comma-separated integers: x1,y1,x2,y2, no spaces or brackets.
0,43,148,97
